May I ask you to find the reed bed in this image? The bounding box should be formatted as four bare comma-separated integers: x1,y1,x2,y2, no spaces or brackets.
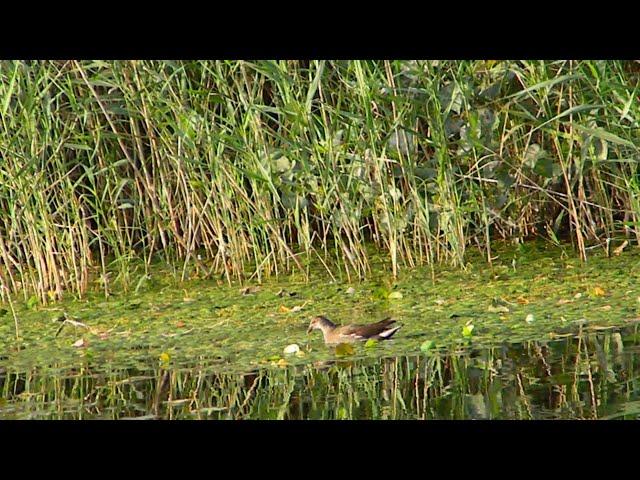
1,60,639,301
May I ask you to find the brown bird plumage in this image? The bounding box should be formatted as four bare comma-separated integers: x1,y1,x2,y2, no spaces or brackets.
307,315,402,344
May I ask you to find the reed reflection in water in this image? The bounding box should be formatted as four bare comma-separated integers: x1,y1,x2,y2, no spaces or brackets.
1,326,639,419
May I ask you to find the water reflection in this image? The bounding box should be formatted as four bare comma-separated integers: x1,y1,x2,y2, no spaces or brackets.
1,326,639,419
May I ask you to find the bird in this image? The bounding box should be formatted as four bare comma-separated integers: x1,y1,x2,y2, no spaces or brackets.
306,315,402,344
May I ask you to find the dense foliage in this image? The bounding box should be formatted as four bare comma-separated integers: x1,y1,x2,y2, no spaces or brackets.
1,60,639,301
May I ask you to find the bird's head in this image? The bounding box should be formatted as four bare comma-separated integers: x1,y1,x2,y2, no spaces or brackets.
307,315,332,334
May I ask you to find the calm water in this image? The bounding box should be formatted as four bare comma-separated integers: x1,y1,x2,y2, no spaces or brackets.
2,325,639,419
3,244,640,419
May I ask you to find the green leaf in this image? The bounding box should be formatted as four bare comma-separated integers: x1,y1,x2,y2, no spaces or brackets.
439,82,463,114
594,138,608,161
388,291,403,300
495,169,515,189
335,343,355,356
305,60,325,113
208,93,225,105
26,295,38,310
1,62,19,117
572,124,635,148
531,104,606,135
190,180,206,190
273,155,292,173
507,74,581,99
462,323,475,337
365,339,378,348
534,156,557,178
420,340,435,352
479,81,501,100
414,167,437,180
63,143,93,151
372,287,390,300
127,299,142,310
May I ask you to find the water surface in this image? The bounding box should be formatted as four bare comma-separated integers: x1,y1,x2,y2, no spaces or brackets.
1,243,640,419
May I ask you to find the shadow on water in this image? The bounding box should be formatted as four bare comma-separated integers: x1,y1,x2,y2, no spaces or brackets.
1,325,639,420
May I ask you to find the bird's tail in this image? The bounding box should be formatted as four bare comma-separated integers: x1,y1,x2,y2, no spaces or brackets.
378,325,402,339
377,317,397,327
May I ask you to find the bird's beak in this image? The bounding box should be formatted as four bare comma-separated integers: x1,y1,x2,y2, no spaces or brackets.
307,325,313,334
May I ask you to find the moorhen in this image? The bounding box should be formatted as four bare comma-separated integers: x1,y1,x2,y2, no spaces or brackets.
307,315,402,344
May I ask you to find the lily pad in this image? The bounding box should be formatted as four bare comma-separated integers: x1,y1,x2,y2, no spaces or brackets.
335,343,355,356
462,323,475,337
420,340,435,352
283,344,300,355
